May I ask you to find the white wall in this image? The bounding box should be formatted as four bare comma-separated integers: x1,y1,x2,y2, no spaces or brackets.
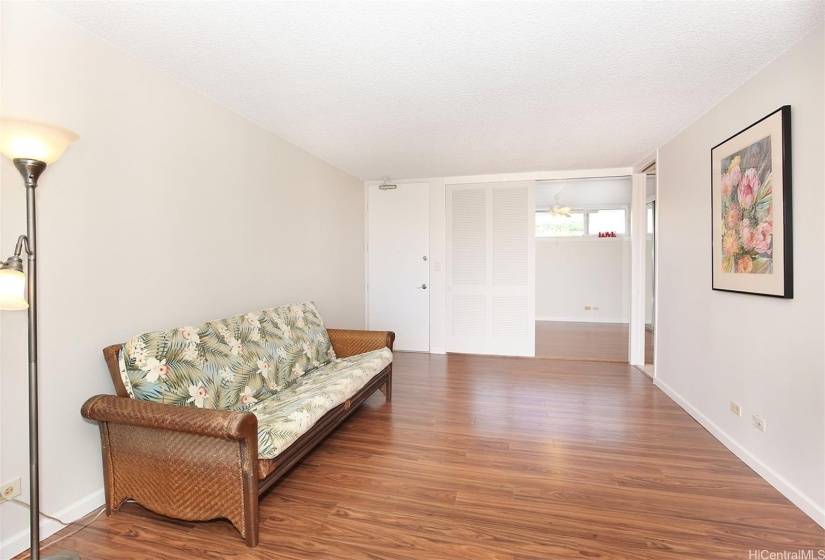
656,25,824,526
535,237,631,322
0,3,366,558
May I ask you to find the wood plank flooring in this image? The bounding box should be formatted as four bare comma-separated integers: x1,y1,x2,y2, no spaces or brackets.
28,352,823,559
535,321,654,364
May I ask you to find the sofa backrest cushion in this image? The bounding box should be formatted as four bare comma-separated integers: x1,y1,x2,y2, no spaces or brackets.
117,301,336,411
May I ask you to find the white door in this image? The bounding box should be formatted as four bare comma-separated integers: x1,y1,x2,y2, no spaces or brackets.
368,183,430,351
447,181,535,357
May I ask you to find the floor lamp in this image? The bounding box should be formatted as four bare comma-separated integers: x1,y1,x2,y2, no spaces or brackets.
0,117,80,560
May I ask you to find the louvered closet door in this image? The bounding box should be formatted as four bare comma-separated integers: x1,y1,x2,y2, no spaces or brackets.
447,181,535,356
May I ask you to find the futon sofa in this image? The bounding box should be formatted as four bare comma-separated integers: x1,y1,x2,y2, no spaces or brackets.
81,301,394,547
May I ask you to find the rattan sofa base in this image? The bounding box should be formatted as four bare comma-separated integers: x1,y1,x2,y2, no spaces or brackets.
81,329,394,548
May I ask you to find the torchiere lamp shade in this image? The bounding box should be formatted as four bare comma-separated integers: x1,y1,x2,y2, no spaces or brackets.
0,117,79,164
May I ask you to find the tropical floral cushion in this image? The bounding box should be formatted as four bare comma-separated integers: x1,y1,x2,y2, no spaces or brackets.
251,348,393,459
260,301,336,388
117,301,336,411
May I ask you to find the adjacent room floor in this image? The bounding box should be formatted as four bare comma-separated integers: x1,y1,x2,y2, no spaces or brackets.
536,320,654,364
29,352,823,559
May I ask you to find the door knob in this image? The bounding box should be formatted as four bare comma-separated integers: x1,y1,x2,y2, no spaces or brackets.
417,284,428,290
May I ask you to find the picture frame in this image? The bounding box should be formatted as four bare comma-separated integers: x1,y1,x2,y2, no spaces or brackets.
711,106,792,298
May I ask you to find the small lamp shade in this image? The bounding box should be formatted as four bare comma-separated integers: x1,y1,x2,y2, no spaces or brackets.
0,267,28,310
0,117,79,164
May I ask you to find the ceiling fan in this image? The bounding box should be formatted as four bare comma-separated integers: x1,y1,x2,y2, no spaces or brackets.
549,192,572,217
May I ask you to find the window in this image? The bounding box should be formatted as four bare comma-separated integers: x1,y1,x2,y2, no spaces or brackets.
536,208,627,238
536,212,584,237
587,209,626,235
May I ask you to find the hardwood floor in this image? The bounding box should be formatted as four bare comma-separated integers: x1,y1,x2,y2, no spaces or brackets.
536,321,627,362
28,352,823,559
535,321,654,364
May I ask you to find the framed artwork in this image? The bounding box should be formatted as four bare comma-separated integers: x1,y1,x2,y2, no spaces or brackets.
711,106,792,298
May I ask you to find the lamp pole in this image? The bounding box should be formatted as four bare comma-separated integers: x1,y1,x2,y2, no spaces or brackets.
13,159,80,560
14,158,46,560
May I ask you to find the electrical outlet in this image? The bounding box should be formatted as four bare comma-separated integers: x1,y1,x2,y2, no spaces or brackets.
752,414,766,432
584,306,592,311
730,400,742,417
0,477,21,502
593,307,599,311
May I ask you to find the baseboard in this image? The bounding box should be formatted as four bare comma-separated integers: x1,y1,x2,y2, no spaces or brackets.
0,488,105,560
654,378,825,529
535,316,629,324
429,347,446,354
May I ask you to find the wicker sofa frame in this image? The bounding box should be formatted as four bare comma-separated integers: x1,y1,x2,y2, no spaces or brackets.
81,328,394,547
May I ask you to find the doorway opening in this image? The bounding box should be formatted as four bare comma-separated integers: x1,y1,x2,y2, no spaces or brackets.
534,176,632,362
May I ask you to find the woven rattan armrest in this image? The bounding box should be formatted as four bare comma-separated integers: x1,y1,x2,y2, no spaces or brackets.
81,394,258,442
81,394,260,546
327,329,395,358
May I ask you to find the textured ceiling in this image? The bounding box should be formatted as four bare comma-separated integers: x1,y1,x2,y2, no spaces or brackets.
42,1,823,181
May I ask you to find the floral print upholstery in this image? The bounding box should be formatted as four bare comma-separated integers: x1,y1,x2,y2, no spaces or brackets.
117,301,337,411
252,348,392,459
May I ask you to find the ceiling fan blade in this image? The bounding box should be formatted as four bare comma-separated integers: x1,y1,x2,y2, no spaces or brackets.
548,204,573,217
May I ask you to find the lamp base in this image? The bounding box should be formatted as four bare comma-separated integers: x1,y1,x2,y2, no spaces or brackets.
42,554,80,560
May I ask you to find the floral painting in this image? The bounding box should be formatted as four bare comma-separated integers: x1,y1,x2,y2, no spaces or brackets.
720,136,773,274
711,106,792,298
